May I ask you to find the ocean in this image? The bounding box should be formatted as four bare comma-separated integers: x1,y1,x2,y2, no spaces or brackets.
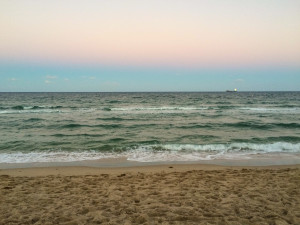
0,92,299,165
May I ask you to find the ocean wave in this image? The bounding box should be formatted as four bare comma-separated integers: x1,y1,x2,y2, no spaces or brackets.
24,118,45,122
59,123,123,129
0,150,118,163
96,117,136,121
174,122,300,130
0,105,64,114
232,136,300,143
50,133,105,137
0,109,62,114
176,124,212,129
11,105,25,110
108,107,208,112
0,142,299,163
129,143,294,163
223,122,300,129
57,123,159,130
240,107,300,113
2,105,298,115
61,124,85,128
8,105,64,110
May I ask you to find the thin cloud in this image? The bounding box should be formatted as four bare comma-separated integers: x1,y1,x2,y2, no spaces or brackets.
81,76,96,80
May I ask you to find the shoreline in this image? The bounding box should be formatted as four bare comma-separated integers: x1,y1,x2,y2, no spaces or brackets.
0,152,299,170
1,162,299,177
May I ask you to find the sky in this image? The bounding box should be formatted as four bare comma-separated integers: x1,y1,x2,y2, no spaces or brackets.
0,0,300,92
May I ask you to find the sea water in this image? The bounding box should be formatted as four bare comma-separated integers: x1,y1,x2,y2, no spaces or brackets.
0,92,299,164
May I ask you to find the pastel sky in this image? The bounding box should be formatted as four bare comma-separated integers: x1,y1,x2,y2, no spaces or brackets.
0,0,300,91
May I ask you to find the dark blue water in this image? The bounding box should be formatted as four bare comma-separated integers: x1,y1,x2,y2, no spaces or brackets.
0,92,299,163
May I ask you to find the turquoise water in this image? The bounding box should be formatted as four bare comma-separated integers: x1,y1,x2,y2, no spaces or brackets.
0,92,299,163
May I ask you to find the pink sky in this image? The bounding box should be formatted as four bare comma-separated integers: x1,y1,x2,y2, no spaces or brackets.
1,0,300,67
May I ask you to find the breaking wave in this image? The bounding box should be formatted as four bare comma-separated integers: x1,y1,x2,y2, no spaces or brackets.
1,142,299,163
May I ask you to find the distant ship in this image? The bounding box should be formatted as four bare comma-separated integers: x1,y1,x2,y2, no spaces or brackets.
226,88,237,92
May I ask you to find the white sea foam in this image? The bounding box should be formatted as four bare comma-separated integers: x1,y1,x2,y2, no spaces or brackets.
126,142,300,162
0,109,63,114
0,151,119,163
110,106,208,112
240,107,300,114
0,108,97,114
0,142,299,163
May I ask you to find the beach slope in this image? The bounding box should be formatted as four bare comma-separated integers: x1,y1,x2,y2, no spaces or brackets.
0,165,299,225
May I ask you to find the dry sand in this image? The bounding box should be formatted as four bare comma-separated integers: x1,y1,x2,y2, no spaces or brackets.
0,164,299,225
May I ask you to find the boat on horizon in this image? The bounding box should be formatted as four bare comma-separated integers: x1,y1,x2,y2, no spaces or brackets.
226,88,237,92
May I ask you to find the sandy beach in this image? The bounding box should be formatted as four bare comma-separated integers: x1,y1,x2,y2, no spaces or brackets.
0,164,299,225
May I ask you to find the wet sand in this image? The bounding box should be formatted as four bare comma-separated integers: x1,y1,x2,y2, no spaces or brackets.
0,164,299,225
